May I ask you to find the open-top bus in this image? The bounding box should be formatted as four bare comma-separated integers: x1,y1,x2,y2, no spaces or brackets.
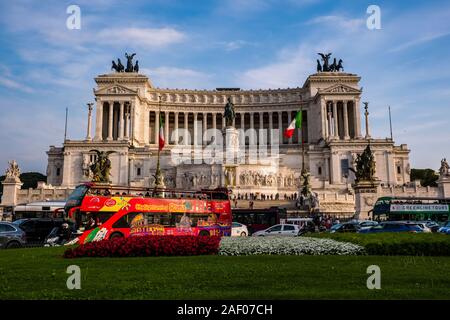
64,183,232,244
372,196,450,222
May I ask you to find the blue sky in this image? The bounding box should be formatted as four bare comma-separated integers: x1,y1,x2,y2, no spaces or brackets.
0,0,449,173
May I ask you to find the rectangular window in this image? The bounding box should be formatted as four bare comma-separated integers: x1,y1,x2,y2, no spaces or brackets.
340,159,349,177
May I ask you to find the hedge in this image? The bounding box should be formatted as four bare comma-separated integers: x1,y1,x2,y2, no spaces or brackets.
309,233,450,256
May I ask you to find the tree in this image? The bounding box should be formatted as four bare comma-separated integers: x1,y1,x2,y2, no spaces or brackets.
0,172,47,195
410,169,438,187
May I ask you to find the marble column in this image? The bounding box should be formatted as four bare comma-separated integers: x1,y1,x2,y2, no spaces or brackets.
259,112,264,146
287,111,292,144
327,104,333,138
174,112,179,145
130,101,135,142
154,110,160,145
268,112,273,145
86,103,93,141
124,105,130,140
193,112,198,146
333,101,338,139
107,102,114,141
278,111,283,144
343,101,350,140
119,101,124,140
165,111,169,145
250,112,255,145
94,100,103,141
240,112,245,131
203,112,207,146
355,98,362,138
322,99,328,139
184,113,189,145
212,113,217,143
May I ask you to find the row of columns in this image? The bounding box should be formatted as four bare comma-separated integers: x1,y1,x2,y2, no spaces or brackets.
151,110,305,146
93,101,134,141
323,100,360,140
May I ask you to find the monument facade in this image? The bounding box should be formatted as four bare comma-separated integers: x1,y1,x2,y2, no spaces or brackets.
45,54,411,214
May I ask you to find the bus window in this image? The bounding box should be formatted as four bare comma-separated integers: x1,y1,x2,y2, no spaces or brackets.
113,212,140,229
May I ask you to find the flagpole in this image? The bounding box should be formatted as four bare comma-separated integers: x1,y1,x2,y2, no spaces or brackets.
300,95,305,174
154,95,164,193
157,95,161,173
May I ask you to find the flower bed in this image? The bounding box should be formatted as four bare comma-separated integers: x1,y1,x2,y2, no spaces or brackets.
64,235,221,258
218,237,365,256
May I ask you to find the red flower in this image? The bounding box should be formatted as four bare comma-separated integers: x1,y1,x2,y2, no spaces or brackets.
64,235,221,258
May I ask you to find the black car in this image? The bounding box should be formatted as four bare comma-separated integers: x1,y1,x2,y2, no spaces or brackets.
12,218,75,244
330,222,361,233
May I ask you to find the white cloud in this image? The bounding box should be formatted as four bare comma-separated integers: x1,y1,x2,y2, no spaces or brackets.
306,15,365,32
96,27,186,49
0,76,34,93
389,31,450,52
236,45,315,89
142,67,213,89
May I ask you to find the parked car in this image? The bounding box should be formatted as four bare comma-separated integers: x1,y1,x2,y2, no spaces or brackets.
232,222,249,236
359,221,423,234
438,221,450,234
252,224,301,237
0,222,26,249
418,221,441,233
12,218,75,244
404,221,432,233
329,222,360,233
357,220,379,230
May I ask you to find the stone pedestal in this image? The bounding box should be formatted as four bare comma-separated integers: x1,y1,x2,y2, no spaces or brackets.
223,126,239,165
353,180,380,220
437,175,450,198
1,178,23,206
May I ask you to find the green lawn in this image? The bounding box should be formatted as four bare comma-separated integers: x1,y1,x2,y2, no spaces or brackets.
1,247,450,299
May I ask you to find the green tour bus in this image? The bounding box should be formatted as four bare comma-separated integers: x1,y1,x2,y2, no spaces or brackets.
372,196,450,222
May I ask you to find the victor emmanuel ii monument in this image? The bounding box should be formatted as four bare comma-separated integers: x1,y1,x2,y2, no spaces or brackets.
42,53,414,216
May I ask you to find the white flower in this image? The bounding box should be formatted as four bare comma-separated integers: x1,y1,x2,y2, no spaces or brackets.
219,237,365,256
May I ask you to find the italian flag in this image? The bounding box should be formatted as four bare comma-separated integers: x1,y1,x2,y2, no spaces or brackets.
284,110,302,138
159,113,165,151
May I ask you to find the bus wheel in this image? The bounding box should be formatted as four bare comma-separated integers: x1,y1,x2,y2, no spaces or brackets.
240,232,247,237
109,232,124,240
198,230,210,236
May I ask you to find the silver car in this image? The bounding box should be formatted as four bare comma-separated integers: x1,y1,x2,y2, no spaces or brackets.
0,222,26,249
252,224,301,237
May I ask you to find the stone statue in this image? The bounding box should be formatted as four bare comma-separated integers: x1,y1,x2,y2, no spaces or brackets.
301,169,311,197
133,60,139,73
316,53,343,72
318,52,332,71
125,52,136,72
111,59,125,72
439,158,449,177
224,97,235,127
89,150,115,183
316,59,322,72
329,58,337,71
336,59,344,71
5,160,21,181
351,144,376,183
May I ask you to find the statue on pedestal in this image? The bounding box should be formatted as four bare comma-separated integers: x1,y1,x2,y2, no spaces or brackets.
351,144,376,183
5,160,21,182
89,150,115,183
439,158,449,177
224,97,235,127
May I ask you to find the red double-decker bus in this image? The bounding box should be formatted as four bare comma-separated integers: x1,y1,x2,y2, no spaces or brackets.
64,184,232,244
